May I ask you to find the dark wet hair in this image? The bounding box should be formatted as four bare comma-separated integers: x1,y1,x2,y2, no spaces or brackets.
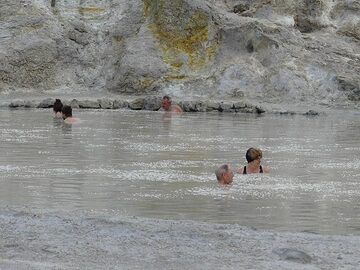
61,105,72,118
53,99,63,113
162,95,171,102
246,148,262,163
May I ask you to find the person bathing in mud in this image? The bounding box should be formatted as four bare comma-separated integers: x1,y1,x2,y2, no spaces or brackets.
215,164,234,185
53,99,63,118
159,95,183,113
61,105,77,124
239,147,270,174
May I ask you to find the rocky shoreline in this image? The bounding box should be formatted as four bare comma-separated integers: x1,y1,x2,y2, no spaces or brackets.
3,96,324,116
1,0,359,108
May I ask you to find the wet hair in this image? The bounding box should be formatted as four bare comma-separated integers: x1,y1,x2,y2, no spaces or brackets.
53,99,63,113
246,148,262,163
162,95,171,102
61,105,72,118
215,164,230,181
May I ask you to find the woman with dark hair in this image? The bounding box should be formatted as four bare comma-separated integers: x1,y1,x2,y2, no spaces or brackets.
238,148,270,174
61,105,77,124
53,99,63,118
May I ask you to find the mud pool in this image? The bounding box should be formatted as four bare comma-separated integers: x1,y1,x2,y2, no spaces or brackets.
1,108,360,269
0,108,359,235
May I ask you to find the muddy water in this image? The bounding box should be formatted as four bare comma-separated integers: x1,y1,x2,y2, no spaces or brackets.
0,108,359,234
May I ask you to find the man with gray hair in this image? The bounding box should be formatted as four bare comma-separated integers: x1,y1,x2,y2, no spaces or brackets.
215,164,234,185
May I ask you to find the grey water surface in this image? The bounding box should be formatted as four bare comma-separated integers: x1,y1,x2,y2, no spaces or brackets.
0,108,359,235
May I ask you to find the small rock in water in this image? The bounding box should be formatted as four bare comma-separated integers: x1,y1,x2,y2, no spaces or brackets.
273,248,312,264
129,98,145,110
195,101,207,112
304,110,319,116
38,98,54,108
219,102,233,112
277,110,296,115
24,100,37,108
143,96,161,111
9,100,25,108
98,98,113,109
70,99,80,109
206,101,220,111
78,100,100,109
113,100,128,109
255,106,265,114
179,101,196,112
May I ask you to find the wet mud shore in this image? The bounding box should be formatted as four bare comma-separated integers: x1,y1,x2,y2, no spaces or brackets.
1,207,359,270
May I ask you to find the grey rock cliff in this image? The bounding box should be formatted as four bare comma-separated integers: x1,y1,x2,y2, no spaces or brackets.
0,0,359,108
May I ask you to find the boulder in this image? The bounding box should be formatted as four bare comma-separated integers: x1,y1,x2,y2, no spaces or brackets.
113,100,129,109
70,99,80,109
129,98,145,110
219,102,233,112
24,100,37,108
38,98,54,108
98,98,113,109
179,101,196,112
206,101,220,111
143,96,162,111
194,101,207,112
78,100,100,109
9,100,25,108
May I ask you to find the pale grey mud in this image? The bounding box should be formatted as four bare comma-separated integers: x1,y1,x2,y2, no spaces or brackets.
1,109,359,269
1,207,360,270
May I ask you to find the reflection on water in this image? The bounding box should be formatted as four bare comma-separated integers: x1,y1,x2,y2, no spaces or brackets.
0,108,359,234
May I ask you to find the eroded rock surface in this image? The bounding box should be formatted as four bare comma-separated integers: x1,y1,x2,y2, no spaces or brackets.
0,0,359,108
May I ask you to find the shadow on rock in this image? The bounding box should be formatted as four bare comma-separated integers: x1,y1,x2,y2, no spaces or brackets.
273,248,312,264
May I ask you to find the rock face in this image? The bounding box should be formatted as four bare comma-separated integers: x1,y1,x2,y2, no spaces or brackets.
0,0,359,107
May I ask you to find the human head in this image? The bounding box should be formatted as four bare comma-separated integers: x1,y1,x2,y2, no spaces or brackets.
215,164,234,185
61,105,72,119
53,99,63,113
161,95,172,111
246,148,262,163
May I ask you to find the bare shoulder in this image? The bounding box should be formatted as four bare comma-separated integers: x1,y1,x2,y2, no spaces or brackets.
171,105,183,113
64,117,78,124
236,167,244,174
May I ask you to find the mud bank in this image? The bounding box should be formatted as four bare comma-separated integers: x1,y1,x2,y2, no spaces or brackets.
0,207,359,270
